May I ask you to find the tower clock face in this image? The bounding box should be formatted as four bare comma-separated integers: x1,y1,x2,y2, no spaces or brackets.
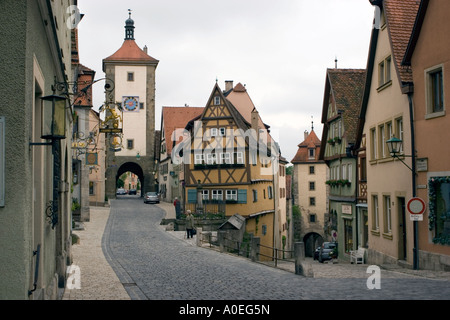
123,96,139,112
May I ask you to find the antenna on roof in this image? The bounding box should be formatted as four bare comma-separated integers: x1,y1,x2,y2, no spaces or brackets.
335,56,338,69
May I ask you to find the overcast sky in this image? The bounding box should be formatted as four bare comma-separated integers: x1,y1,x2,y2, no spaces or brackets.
77,0,375,163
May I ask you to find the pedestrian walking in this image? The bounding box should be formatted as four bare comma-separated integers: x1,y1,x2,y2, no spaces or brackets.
185,210,195,239
174,197,181,219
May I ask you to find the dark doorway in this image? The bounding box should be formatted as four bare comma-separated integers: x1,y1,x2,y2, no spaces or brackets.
303,232,324,257
116,162,144,196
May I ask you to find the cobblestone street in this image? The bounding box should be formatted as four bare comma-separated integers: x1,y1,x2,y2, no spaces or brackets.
63,198,450,303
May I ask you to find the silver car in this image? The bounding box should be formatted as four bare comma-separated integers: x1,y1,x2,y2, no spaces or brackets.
144,192,159,204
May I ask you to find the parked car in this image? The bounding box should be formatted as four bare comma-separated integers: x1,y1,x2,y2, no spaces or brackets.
318,242,337,263
313,246,321,260
144,192,159,204
116,188,126,195
129,189,137,195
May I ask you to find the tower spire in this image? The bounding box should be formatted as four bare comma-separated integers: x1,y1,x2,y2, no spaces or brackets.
125,9,135,40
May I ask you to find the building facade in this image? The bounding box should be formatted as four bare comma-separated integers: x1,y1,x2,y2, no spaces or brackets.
0,0,75,299
182,82,286,260
402,0,450,270
159,106,204,204
291,129,328,257
357,0,420,267
320,68,366,260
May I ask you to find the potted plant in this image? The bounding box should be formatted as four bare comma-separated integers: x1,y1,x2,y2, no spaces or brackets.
334,137,342,144
327,138,335,146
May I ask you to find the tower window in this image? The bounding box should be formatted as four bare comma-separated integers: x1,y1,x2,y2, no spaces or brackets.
127,72,134,82
127,139,134,149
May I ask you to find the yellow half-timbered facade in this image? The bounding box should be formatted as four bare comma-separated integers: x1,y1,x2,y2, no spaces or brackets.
182,82,285,260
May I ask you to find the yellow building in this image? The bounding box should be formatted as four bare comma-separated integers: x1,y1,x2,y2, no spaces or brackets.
182,82,286,260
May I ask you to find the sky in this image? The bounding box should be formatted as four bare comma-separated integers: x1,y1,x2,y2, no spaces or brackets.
77,0,375,164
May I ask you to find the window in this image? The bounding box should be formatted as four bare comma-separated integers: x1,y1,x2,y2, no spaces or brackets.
212,190,223,201
201,190,209,200
309,165,315,174
226,190,237,201
235,152,244,164
372,195,379,231
214,96,221,105
127,139,134,150
308,148,315,159
219,127,226,136
206,153,218,165
384,195,392,234
396,118,404,153
371,128,377,160
139,102,144,110
194,153,204,165
267,186,273,199
309,197,316,206
378,56,392,89
427,67,444,114
89,181,94,195
210,128,218,136
127,72,134,82
309,214,316,223
360,157,367,181
348,164,352,183
342,164,347,180
379,124,386,158
220,152,232,164
252,189,258,202
309,181,315,191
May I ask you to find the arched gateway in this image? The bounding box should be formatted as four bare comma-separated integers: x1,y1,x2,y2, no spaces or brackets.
103,12,159,199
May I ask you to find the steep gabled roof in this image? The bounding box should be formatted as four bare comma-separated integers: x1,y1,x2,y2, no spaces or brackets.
161,106,204,156
383,0,421,84
356,0,421,149
291,130,323,164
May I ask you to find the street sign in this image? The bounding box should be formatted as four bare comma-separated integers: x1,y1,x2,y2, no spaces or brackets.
407,197,425,221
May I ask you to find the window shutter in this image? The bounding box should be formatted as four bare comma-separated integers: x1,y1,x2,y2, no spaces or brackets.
237,189,247,204
187,189,197,203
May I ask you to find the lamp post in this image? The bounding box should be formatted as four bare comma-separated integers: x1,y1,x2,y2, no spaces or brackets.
386,136,419,270
29,89,68,228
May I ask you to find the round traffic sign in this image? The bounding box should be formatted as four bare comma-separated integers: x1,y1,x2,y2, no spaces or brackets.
407,197,426,215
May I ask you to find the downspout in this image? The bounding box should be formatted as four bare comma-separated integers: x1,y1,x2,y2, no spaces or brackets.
407,90,419,270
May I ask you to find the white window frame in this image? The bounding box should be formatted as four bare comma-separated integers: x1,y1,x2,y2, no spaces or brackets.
212,189,223,200
220,152,232,164
219,127,226,136
210,128,218,137
201,189,209,200
195,153,204,165
425,65,445,118
235,151,244,164
226,189,237,201
214,96,221,105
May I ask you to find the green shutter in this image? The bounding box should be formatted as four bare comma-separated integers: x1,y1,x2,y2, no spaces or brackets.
187,189,197,203
237,189,247,204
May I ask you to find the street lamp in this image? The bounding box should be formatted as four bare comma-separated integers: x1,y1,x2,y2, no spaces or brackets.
41,93,67,140
386,135,419,270
386,136,413,172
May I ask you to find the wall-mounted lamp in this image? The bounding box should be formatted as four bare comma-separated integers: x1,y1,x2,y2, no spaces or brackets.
386,136,413,172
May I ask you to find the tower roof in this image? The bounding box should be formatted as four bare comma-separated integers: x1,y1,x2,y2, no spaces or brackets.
103,11,159,71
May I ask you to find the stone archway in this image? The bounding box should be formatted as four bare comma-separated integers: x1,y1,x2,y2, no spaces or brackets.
303,232,324,257
116,162,144,195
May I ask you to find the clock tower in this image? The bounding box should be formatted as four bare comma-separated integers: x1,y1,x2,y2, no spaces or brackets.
103,11,159,198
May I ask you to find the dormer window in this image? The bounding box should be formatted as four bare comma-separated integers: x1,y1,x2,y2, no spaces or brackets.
214,96,221,105
309,148,315,159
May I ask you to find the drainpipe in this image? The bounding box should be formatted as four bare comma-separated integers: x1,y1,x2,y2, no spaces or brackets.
407,91,419,270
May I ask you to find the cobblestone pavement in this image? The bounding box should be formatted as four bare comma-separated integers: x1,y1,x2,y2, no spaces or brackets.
63,198,450,301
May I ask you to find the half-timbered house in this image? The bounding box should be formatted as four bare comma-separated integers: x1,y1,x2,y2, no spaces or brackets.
182,82,286,260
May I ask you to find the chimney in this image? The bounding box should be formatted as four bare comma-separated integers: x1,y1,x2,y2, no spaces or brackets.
304,130,309,141
225,80,234,92
143,45,148,54
251,109,259,140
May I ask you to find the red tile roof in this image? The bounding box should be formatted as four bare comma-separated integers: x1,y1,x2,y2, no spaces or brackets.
384,0,421,83
161,106,204,156
103,40,159,66
291,130,322,163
